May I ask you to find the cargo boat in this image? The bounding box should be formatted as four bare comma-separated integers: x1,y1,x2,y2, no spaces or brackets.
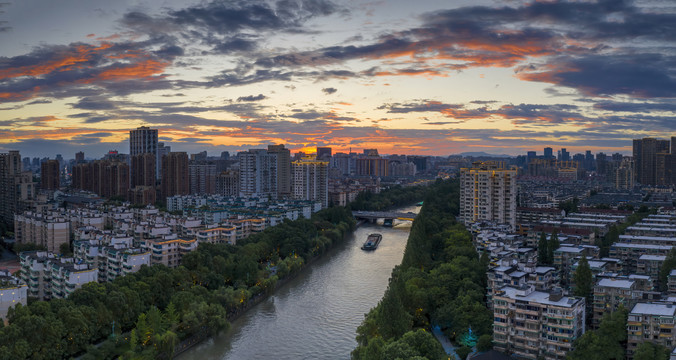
361,233,382,250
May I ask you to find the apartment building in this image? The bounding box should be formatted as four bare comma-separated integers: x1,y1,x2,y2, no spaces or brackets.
292,158,329,208
493,285,586,360
141,236,198,268
195,226,237,245
19,251,97,300
14,211,69,252
460,162,517,229
0,270,27,319
627,303,676,357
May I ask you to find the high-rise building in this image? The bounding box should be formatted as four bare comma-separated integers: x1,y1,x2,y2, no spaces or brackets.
615,157,635,190
161,152,189,200
267,144,291,197
292,158,328,208
316,147,332,161
216,170,240,197
633,137,672,185
558,148,570,162
189,162,217,195
544,147,553,160
130,153,156,188
41,160,60,190
460,161,517,228
0,151,35,227
356,150,388,177
75,151,85,164
129,126,159,177
331,152,351,175
73,159,129,199
238,149,278,198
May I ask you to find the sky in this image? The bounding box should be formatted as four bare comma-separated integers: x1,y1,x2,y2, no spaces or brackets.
0,0,675,159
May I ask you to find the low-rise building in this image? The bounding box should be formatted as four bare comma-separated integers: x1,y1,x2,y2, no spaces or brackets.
493,285,586,360
0,270,27,319
142,236,198,268
627,303,676,357
19,251,97,300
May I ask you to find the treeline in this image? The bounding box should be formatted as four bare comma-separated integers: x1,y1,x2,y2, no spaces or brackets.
0,206,355,360
352,179,492,360
350,184,429,211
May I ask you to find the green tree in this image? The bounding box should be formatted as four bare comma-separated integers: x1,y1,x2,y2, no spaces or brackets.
547,231,559,266
537,232,548,265
568,305,627,360
573,256,593,300
659,248,676,292
477,334,492,352
633,341,670,360
456,346,472,360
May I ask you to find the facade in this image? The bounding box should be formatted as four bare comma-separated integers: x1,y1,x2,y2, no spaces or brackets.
195,227,237,245
633,137,672,186
129,126,159,178
267,144,291,197
216,170,240,196
41,159,60,190
141,237,198,268
356,156,389,177
615,157,635,190
19,251,97,300
627,303,676,357
460,161,517,229
72,159,130,200
292,158,329,208
0,151,35,226
14,211,69,252
161,152,189,200
238,149,278,198
189,162,217,195
493,285,586,360
131,153,156,188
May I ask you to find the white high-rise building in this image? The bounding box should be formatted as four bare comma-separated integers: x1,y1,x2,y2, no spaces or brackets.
238,149,278,198
460,161,517,228
129,126,159,177
292,158,328,208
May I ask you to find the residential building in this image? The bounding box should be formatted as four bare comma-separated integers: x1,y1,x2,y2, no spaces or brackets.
129,126,159,178
627,303,676,357
19,251,97,300
460,161,517,229
0,151,35,226
41,159,60,190
238,149,277,198
0,270,27,319
72,159,129,200
268,145,291,197
141,236,198,268
161,152,189,200
292,158,329,208
189,162,217,195
493,285,586,360
14,211,69,252
216,170,240,196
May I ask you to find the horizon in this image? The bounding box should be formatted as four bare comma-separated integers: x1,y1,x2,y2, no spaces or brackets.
1,0,674,158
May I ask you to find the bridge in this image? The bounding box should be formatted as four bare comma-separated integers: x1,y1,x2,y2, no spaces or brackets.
352,211,418,222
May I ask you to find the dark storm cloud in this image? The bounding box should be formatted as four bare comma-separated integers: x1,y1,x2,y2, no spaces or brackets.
593,101,676,113
248,0,675,99
237,94,267,102
322,87,337,95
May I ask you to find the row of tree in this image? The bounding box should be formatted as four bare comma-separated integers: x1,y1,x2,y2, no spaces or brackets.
349,184,430,211
0,205,356,359
352,179,493,360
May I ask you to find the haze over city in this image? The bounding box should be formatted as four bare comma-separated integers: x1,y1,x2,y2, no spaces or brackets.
1,0,675,158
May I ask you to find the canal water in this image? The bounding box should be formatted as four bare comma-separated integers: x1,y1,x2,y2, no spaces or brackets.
178,205,418,360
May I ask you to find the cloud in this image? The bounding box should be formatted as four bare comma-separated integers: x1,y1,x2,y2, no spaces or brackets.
237,94,267,102
322,87,337,95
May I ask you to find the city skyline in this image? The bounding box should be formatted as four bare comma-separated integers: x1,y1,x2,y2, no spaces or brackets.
1,0,675,158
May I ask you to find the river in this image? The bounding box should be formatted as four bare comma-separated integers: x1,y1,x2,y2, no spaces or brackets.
178,205,418,360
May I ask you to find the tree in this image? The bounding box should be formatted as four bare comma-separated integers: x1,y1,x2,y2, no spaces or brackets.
547,231,559,266
456,346,472,360
573,256,592,300
477,334,492,352
633,341,670,360
659,248,676,292
537,232,548,265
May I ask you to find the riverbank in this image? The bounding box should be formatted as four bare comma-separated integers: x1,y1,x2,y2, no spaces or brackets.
177,205,419,360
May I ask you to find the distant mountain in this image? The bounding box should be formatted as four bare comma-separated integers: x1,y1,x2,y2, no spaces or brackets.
457,152,513,158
